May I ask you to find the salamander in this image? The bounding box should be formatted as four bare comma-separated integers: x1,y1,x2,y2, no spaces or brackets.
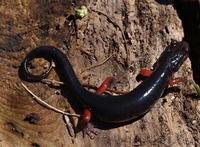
20,40,189,123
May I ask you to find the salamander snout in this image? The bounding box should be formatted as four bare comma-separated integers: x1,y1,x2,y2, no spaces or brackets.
179,41,189,52
171,40,189,53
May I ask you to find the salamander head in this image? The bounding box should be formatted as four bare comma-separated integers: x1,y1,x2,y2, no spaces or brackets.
167,40,189,72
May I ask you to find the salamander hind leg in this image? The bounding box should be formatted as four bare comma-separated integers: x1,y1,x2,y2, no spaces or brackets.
82,77,113,139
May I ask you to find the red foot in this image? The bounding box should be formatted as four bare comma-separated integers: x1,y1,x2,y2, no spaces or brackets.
83,123,98,139
82,77,113,139
140,68,153,77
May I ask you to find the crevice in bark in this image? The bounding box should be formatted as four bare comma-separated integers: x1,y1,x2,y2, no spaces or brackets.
175,1,200,85
157,0,200,84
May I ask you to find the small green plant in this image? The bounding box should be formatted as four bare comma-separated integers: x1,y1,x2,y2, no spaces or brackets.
193,82,200,98
75,6,88,18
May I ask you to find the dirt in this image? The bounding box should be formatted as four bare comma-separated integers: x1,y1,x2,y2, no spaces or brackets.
0,0,199,147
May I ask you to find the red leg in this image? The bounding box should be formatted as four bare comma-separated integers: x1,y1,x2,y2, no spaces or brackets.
140,68,153,77
168,77,182,86
95,77,113,95
82,77,113,139
82,109,92,128
82,108,98,139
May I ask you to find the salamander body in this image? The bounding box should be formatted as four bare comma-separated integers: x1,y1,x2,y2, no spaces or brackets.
20,41,189,123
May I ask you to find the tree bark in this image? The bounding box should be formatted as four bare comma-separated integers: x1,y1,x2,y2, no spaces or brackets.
0,0,199,146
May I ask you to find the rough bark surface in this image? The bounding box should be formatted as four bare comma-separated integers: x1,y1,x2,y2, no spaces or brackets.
0,0,199,147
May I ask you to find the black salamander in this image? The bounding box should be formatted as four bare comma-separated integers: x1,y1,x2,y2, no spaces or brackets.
20,40,189,123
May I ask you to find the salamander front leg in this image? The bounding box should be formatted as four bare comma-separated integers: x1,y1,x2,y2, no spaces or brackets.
82,77,113,139
139,68,153,77
140,68,181,86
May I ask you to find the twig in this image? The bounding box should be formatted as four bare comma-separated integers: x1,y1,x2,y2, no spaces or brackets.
41,78,128,95
21,82,81,117
41,79,63,87
82,83,128,95
63,114,76,137
81,53,116,73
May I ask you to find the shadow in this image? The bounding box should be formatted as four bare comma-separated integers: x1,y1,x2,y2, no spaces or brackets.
175,1,200,84
75,111,146,132
155,0,174,5
156,0,200,84
163,86,181,96
136,74,148,82
184,92,200,100
91,113,146,130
